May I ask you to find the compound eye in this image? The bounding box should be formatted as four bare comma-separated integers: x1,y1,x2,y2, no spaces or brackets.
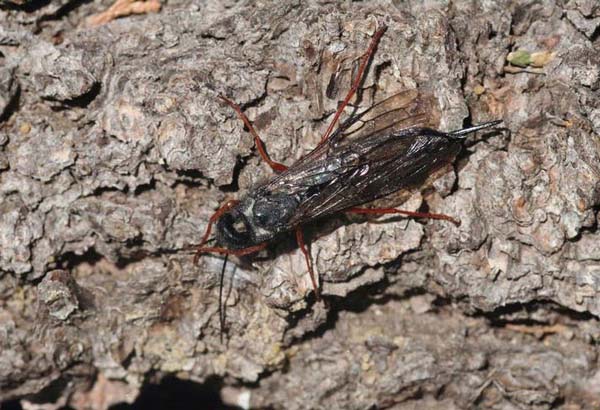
217,212,252,249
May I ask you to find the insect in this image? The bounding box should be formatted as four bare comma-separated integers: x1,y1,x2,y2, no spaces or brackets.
194,25,501,305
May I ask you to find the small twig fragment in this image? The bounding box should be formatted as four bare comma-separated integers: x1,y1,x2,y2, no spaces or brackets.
86,0,161,27
505,323,572,339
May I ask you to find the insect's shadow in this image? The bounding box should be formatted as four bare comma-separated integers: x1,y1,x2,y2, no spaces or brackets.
283,260,442,346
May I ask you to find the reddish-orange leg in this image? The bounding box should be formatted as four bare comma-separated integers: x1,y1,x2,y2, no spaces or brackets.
293,205,459,301
194,242,268,263
320,25,387,145
218,95,288,172
346,207,461,226
295,227,321,300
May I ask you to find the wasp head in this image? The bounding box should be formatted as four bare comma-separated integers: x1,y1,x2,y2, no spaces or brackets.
215,194,299,250
215,207,256,250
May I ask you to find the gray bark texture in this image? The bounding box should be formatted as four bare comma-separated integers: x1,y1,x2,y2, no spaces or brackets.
1,0,600,409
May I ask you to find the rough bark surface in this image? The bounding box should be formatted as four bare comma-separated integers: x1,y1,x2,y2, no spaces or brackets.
1,0,600,409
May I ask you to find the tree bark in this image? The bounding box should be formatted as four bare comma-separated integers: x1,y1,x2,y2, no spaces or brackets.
1,0,600,409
